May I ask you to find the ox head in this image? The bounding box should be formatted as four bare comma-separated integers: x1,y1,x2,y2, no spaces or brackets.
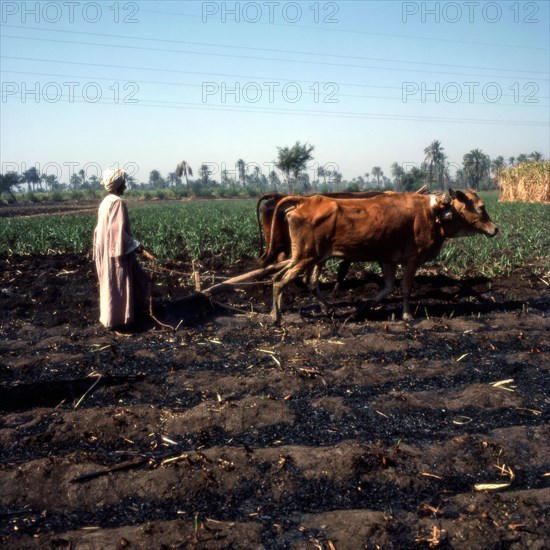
447,189,498,238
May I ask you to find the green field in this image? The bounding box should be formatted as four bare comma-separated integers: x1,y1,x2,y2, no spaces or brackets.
0,194,548,277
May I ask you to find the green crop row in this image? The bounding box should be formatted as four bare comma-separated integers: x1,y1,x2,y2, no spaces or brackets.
0,195,548,277
0,214,96,256
0,200,260,263
130,201,258,263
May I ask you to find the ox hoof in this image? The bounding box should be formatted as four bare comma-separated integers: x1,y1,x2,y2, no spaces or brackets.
402,313,413,322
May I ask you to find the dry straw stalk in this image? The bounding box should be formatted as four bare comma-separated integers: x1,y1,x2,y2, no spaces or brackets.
499,161,550,203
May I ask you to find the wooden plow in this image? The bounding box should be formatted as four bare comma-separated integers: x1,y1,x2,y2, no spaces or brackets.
142,248,287,297
200,260,289,298
141,256,289,330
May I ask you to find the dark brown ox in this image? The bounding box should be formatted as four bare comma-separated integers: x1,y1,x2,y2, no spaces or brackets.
266,190,498,323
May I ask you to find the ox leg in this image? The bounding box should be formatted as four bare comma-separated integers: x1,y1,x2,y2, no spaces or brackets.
301,263,319,287
305,264,320,292
357,263,396,318
307,263,331,315
272,260,313,324
332,260,351,294
400,262,418,321
272,280,284,324
371,263,397,304
272,265,289,324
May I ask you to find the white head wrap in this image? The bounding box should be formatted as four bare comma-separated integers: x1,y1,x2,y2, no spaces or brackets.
101,168,126,193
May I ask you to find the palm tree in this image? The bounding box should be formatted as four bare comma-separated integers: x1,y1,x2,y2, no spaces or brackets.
200,164,211,185
79,169,86,189
516,153,529,164
167,172,180,187
529,151,544,161
149,170,163,188
371,166,383,187
234,159,245,187
490,156,506,182
268,170,280,190
424,140,445,188
331,171,342,188
88,175,100,190
221,169,230,188
253,165,261,187
390,162,404,190
463,149,490,189
21,167,41,192
437,153,449,189
508,156,516,167
40,173,48,191
176,161,193,195
69,173,80,190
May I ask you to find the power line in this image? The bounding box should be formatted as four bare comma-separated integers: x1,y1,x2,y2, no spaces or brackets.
2,69,548,106
134,8,550,51
2,23,546,75
5,57,548,101
0,55,393,90
2,93,546,127
2,35,548,81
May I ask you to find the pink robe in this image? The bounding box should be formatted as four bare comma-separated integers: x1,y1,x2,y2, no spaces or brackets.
93,194,148,329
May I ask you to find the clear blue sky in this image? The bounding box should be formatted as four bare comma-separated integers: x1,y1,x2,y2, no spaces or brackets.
1,0,548,184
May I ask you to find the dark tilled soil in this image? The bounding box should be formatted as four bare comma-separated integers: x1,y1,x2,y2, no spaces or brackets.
0,200,100,219
0,218,549,549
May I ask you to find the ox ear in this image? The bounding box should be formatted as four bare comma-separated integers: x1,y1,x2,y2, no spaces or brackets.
449,189,468,203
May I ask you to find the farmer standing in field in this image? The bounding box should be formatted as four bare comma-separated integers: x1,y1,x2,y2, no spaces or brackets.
93,168,149,330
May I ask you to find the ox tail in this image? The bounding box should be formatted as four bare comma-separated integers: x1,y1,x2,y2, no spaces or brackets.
262,195,305,267
256,193,282,257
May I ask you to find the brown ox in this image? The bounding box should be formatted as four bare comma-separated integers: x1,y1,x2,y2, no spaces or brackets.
257,186,431,291
266,190,498,323
256,185,436,292
256,190,394,260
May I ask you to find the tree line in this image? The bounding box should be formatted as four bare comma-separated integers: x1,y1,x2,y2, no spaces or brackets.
396,141,545,193
1,141,545,202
